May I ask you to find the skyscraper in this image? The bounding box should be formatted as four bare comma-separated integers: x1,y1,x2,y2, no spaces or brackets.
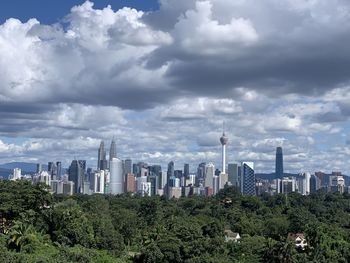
109,157,124,195
56,161,62,179
241,162,256,196
98,141,107,170
109,139,117,161
36,163,42,173
167,161,174,178
166,161,175,195
275,147,284,179
228,163,239,187
69,160,83,194
197,162,206,186
184,163,190,177
124,159,133,175
300,172,311,195
204,162,215,189
48,162,57,180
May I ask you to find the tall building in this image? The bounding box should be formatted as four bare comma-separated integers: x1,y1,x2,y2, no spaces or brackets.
149,174,159,196
109,140,117,161
159,171,167,190
310,174,321,193
197,162,206,186
174,170,183,178
220,129,228,174
184,164,190,177
125,173,136,193
213,175,220,195
299,172,311,195
94,170,105,194
187,174,196,186
68,160,84,194
241,162,256,196
98,141,107,170
315,171,328,187
56,162,62,179
167,161,175,179
124,159,133,175
48,162,57,180
329,175,345,193
275,147,283,179
109,157,124,195
204,163,215,189
277,177,296,194
136,176,150,196
133,163,140,177
11,168,22,180
228,163,239,187
36,163,42,173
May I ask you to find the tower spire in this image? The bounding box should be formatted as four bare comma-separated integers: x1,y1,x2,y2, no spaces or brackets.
220,124,228,174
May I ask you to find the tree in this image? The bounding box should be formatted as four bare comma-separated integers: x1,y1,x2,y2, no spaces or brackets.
50,199,94,247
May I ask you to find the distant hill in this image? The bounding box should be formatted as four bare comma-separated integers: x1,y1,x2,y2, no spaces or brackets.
0,162,44,178
255,173,300,180
0,168,12,179
0,162,46,173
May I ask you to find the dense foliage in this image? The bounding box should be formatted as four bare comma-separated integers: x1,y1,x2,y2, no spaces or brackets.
1,180,350,262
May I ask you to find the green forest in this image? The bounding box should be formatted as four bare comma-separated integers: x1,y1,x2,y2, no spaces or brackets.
0,180,350,263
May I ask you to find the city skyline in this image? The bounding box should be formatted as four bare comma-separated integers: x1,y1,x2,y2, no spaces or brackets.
1,0,350,174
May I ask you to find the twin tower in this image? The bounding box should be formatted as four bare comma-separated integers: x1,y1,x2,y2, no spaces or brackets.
97,140,117,170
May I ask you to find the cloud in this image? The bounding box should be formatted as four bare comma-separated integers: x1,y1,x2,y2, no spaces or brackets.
0,0,350,174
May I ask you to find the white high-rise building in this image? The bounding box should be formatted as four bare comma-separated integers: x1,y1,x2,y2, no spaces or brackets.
160,171,167,190
299,172,311,195
204,163,215,188
187,174,196,186
38,171,51,186
213,175,220,194
109,158,123,195
11,168,22,180
277,177,296,194
136,177,151,197
94,170,105,194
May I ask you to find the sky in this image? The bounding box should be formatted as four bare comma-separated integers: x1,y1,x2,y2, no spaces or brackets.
1,0,350,174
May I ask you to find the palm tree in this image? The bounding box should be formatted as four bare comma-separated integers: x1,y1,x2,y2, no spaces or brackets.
7,220,38,252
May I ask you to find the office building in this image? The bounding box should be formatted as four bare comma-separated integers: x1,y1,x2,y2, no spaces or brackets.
169,187,182,198
36,163,42,173
11,168,22,180
148,174,159,196
275,147,283,179
204,163,215,189
56,162,62,179
109,157,124,195
277,177,296,194
109,140,117,161
124,159,133,175
228,163,239,187
299,172,311,195
125,173,136,193
98,141,107,170
241,162,256,196
94,170,105,194
184,163,190,177
310,174,321,193
167,161,175,179
68,160,84,194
